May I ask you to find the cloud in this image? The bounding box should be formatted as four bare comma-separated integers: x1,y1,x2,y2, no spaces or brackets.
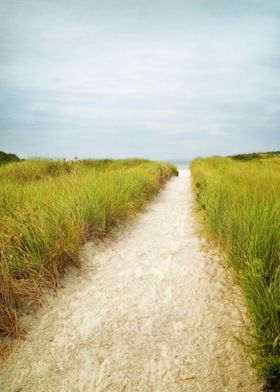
0,0,279,159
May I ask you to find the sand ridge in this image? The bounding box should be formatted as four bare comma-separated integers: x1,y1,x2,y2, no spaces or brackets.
0,170,261,391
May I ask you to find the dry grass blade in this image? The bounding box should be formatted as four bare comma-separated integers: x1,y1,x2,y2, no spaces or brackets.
0,304,25,337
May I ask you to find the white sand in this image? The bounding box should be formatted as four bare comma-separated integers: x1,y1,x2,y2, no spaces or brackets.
0,170,261,391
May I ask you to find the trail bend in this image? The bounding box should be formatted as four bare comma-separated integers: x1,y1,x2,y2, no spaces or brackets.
0,170,261,391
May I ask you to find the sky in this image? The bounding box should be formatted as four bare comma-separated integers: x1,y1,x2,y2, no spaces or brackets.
0,0,279,160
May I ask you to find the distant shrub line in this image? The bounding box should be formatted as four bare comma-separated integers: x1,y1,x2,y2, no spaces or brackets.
229,151,280,161
0,151,20,166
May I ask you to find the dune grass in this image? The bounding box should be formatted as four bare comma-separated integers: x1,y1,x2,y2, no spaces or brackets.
0,158,177,339
191,156,280,390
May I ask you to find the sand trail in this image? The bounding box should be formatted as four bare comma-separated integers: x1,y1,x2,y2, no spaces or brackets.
0,170,261,391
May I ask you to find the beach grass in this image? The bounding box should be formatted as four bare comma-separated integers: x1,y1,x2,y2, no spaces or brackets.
0,158,177,338
191,156,280,390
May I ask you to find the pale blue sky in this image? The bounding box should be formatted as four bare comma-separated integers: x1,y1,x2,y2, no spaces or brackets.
0,0,279,159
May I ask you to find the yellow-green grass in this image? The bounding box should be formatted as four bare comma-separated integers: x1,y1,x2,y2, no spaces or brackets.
191,156,280,390
0,159,177,338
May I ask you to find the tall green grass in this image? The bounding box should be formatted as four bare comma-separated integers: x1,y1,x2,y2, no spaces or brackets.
0,159,177,338
191,157,280,390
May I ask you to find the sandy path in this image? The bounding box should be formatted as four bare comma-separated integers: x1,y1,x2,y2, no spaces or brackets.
0,170,261,391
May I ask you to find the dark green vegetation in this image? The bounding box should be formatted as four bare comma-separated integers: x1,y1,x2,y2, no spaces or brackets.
229,151,280,161
0,158,177,340
191,156,280,390
0,151,20,166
